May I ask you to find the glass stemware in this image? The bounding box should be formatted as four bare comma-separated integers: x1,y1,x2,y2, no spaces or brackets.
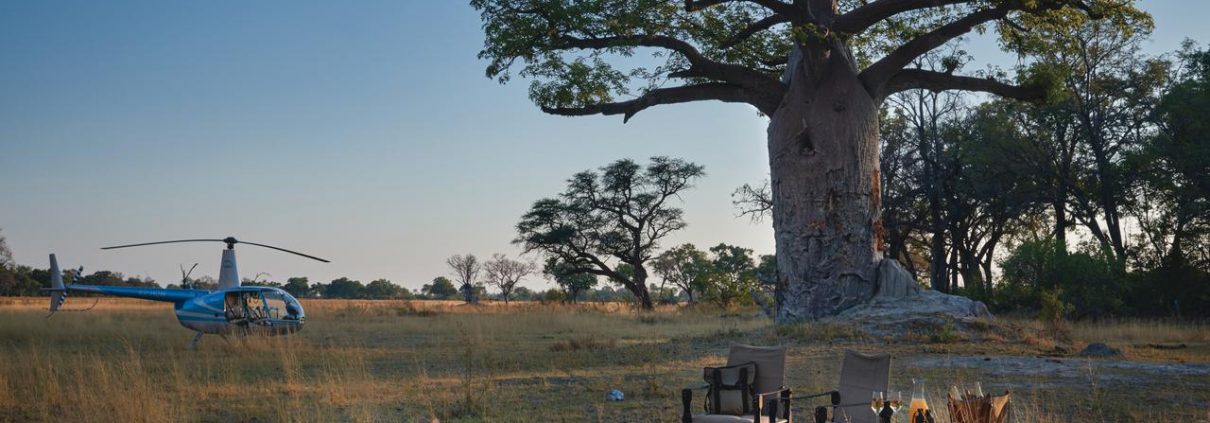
870,391,885,417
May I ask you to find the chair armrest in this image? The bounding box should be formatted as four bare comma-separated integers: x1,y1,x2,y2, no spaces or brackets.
755,386,793,421
755,386,791,399
781,389,840,405
762,390,841,423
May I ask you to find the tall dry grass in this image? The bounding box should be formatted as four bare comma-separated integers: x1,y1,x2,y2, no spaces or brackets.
0,298,1205,422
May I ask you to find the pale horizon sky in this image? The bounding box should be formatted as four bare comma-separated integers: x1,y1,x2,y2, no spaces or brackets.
2,1,1205,292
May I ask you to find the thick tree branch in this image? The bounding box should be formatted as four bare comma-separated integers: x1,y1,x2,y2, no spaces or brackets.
542,83,768,122
685,0,798,17
834,0,973,33
555,34,784,99
884,69,1045,101
860,6,1009,96
721,15,790,49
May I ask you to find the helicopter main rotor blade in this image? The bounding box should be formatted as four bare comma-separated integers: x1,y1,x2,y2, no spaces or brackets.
101,237,330,263
101,239,226,249
237,241,330,263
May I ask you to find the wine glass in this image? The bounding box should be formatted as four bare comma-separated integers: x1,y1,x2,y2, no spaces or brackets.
870,391,885,416
889,391,904,422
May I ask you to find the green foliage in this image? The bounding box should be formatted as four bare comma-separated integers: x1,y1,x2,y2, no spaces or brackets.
323,277,366,299
472,0,788,110
540,288,565,304
927,323,962,344
515,156,704,309
282,277,311,298
0,228,12,270
543,257,598,303
365,279,411,300
702,243,758,308
651,243,711,303
422,276,460,300
997,238,1125,319
1038,288,1072,329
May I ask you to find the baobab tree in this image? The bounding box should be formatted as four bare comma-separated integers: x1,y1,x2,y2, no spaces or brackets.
473,0,1137,322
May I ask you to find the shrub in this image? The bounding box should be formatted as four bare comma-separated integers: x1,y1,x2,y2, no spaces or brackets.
996,238,1125,319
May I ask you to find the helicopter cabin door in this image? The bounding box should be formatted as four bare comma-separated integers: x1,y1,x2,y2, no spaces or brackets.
224,291,268,324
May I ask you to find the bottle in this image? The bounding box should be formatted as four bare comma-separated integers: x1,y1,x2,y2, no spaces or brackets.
879,400,894,423
909,379,930,419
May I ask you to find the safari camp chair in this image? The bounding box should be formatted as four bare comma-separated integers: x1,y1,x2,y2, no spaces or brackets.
682,345,791,423
801,350,891,423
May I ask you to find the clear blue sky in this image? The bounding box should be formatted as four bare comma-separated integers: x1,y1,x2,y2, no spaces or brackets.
1,1,1204,291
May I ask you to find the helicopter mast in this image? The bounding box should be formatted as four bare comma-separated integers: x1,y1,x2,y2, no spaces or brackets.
218,238,240,290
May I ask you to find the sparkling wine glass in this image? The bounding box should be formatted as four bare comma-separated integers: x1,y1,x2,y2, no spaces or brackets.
871,391,885,417
890,391,904,413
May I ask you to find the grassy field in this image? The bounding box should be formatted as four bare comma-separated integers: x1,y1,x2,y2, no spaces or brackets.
0,298,1206,422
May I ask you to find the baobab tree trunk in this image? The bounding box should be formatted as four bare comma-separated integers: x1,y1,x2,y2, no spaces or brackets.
769,51,882,323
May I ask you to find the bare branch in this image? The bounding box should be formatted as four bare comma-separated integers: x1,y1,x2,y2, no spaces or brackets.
732,180,773,222
834,0,973,33
685,0,799,17
883,69,1046,100
721,15,790,49
554,34,785,99
542,83,772,121
860,6,1009,95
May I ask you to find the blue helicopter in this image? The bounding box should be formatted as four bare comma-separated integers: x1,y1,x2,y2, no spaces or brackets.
46,237,328,348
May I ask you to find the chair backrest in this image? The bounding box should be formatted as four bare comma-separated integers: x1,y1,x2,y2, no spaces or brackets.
726,344,786,395
836,350,891,423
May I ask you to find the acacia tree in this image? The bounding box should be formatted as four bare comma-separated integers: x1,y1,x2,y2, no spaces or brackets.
515,157,704,309
705,243,759,307
446,254,483,304
484,253,536,303
475,0,1135,322
652,243,712,303
543,257,600,302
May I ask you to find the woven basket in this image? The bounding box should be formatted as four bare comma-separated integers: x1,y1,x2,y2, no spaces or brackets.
946,391,1010,423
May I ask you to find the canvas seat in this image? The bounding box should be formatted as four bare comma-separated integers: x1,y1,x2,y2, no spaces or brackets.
682,345,791,423
799,350,890,423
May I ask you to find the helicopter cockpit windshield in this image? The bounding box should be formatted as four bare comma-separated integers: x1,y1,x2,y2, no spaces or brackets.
263,289,304,320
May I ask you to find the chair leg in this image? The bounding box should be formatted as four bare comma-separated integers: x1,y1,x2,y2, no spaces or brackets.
682,389,692,423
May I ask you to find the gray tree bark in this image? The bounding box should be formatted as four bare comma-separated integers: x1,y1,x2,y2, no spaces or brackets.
769,48,882,323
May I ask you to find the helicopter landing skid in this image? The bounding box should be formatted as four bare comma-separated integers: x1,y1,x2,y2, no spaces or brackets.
188,332,204,349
